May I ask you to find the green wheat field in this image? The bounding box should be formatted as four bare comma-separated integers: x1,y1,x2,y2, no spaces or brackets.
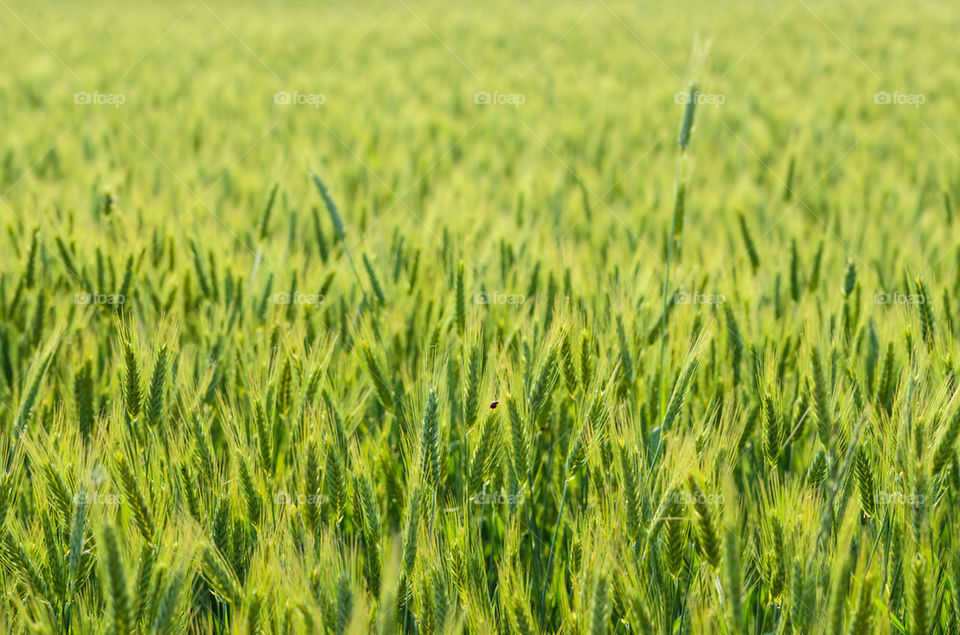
1,0,960,632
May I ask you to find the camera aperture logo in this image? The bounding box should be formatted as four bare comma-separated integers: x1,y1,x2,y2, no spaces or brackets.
274,91,325,108
474,91,525,108
74,91,125,108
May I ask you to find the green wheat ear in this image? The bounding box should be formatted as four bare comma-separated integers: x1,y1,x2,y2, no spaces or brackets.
910,554,929,635
456,260,465,336
529,346,558,422
723,525,742,632
580,330,592,387
855,445,877,518
789,562,815,630
915,277,935,345
68,493,87,596
74,360,95,439
151,569,186,633
418,390,442,492
121,336,142,423
361,344,394,412
363,253,387,304
789,239,802,301
312,173,346,241
663,493,687,580
463,344,483,429
22,229,38,288
588,570,611,635
324,440,347,527
102,525,132,635
688,475,720,568
115,451,154,543
848,573,874,635
661,355,699,433
619,444,642,539
146,345,168,428
807,446,828,487
468,410,501,496
258,182,279,241
133,544,156,624
303,439,321,534
201,547,241,605
559,331,579,394
810,345,832,447
4,530,47,595
678,84,697,151
736,211,760,272
932,411,960,478
14,342,55,436
760,386,782,466
505,394,529,486
355,470,382,596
